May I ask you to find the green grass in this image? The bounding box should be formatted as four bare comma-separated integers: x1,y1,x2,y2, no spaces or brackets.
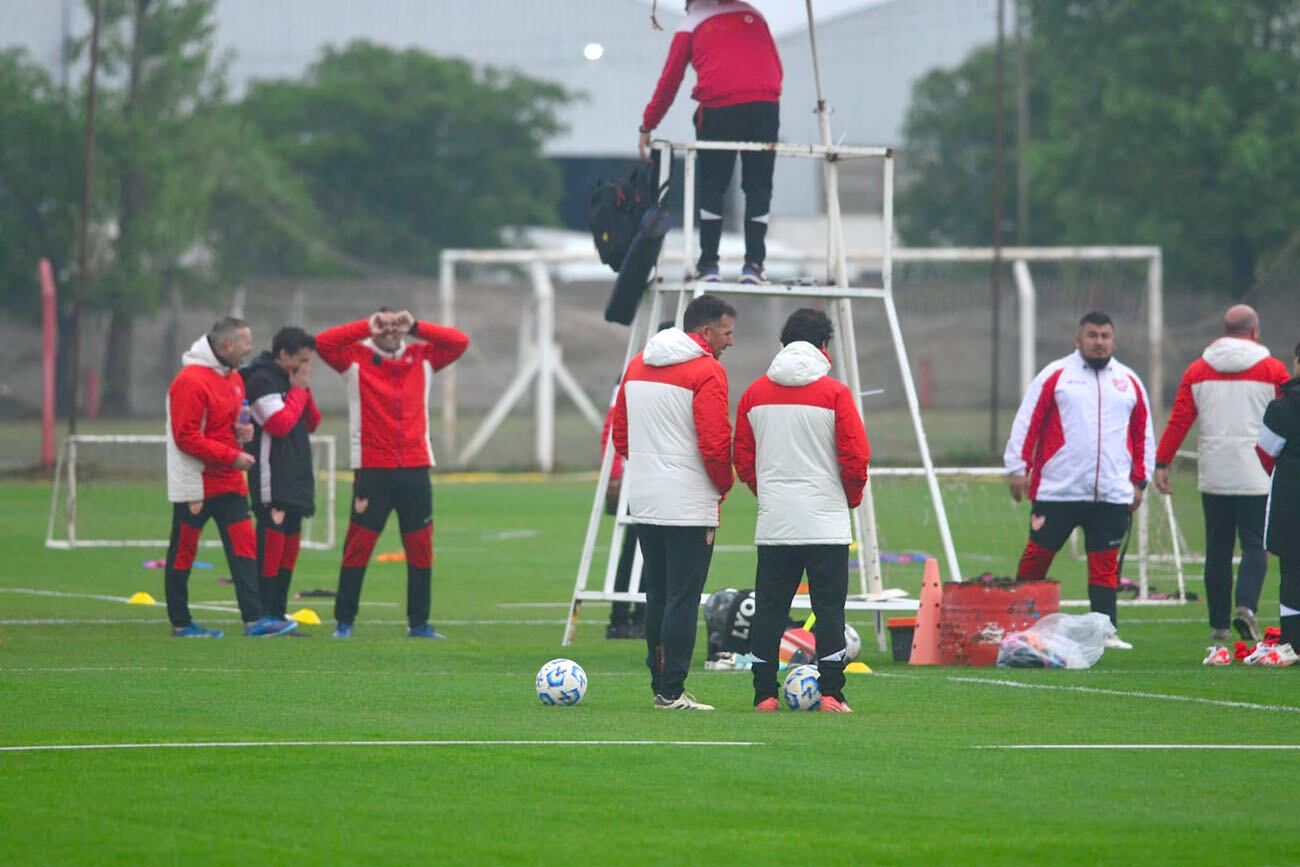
0,474,1293,867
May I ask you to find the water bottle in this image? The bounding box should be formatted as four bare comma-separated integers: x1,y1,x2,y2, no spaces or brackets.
238,399,252,427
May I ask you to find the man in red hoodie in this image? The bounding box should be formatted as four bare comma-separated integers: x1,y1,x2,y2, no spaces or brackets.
613,294,735,710
315,308,469,639
1154,305,1291,656
164,317,298,637
640,0,782,284
734,309,869,712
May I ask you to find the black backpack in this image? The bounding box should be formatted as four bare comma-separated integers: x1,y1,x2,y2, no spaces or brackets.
587,163,662,273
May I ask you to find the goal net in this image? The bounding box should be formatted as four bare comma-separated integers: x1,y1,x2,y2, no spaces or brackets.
45,435,337,551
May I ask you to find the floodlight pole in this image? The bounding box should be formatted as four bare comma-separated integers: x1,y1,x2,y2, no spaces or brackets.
69,0,102,436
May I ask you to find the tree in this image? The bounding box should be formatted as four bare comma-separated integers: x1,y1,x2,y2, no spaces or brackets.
240,41,571,274
0,50,81,321
898,0,1300,293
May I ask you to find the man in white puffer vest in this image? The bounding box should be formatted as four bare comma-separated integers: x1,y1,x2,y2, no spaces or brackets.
613,294,736,711
1154,305,1291,652
734,309,870,713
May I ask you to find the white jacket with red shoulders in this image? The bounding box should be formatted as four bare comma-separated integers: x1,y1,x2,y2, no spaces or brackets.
612,328,732,527
315,319,469,469
166,336,249,503
734,342,870,545
1156,337,1290,495
1004,350,1155,505
641,0,782,132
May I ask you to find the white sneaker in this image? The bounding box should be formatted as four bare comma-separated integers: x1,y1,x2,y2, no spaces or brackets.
1258,643,1299,667
653,692,715,711
1104,634,1133,650
1202,644,1232,666
1243,641,1275,665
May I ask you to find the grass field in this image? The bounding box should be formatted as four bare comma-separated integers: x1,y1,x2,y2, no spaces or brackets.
2,472,1296,866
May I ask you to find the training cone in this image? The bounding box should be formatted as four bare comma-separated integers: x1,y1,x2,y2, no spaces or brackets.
908,558,943,665
126,591,156,605
287,608,322,625
845,661,872,674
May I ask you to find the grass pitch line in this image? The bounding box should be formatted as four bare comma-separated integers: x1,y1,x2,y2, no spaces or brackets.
0,738,762,754
977,744,1300,751
949,676,1300,715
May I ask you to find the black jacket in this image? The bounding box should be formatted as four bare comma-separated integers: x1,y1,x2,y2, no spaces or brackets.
1262,377,1300,560
240,352,319,515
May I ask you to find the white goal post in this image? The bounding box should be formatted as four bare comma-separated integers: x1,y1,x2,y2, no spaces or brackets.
45,434,337,551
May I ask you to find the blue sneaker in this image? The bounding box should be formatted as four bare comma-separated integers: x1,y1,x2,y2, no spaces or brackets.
739,262,766,285
242,616,298,637
407,624,447,639
332,622,353,639
695,263,721,282
172,623,223,638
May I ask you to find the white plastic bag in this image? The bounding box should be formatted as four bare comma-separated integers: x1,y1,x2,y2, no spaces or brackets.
996,613,1116,669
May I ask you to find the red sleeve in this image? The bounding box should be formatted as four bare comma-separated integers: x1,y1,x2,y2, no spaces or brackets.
693,364,733,496
314,320,372,372
600,405,623,479
305,389,321,433
260,388,309,438
411,321,470,371
1256,445,1276,475
642,31,692,131
835,387,870,508
1155,366,1199,465
169,376,241,467
612,379,630,460
1128,374,1151,484
733,390,756,495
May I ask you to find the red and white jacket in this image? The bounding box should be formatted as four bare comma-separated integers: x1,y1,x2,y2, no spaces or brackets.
734,342,870,545
165,336,249,503
641,0,782,132
1004,351,1155,505
1155,337,1290,495
613,328,732,527
315,319,469,470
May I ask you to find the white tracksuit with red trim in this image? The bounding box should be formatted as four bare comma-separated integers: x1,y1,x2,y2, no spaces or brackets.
314,320,470,469
1004,350,1155,505
1156,337,1290,495
641,0,782,132
612,328,733,526
733,342,870,545
165,336,249,502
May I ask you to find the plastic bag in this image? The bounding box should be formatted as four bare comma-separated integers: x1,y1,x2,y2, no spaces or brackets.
996,612,1116,669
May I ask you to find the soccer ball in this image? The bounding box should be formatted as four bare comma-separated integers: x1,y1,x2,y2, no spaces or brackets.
782,664,821,711
844,625,862,662
536,658,587,706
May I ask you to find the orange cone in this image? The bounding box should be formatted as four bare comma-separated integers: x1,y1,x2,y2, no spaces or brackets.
909,558,943,665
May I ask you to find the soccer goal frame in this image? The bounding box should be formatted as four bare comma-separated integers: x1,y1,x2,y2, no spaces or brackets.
44,434,337,551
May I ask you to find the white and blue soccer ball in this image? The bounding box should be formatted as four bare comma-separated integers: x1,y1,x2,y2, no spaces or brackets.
782,664,821,711
536,658,588,706
844,625,862,663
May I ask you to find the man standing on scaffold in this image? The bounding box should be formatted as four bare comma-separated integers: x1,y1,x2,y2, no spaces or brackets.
640,0,782,285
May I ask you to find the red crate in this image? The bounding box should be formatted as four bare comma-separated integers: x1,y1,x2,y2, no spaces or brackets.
939,580,1060,666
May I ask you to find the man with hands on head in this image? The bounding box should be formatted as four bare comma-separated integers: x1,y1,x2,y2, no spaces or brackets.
314,308,470,639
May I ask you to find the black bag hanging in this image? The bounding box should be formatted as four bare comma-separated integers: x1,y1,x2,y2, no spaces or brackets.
587,162,660,273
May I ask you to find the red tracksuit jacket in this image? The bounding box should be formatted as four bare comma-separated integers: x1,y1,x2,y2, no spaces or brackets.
165,335,249,502
315,320,470,469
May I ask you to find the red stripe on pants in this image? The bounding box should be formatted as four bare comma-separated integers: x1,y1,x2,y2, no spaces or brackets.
342,523,380,568
1016,540,1056,581
228,519,257,560
173,523,202,571
1087,548,1119,589
282,533,301,571
262,528,285,578
402,525,433,569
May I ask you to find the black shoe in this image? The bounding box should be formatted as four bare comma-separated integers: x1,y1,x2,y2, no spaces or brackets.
605,622,634,639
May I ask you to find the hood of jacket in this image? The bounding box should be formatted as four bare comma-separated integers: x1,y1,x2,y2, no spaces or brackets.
767,341,830,387
182,335,231,374
643,327,710,367
1202,336,1270,373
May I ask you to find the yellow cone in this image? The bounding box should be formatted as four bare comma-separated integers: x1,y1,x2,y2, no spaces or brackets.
288,608,322,625
845,661,873,674
126,591,157,605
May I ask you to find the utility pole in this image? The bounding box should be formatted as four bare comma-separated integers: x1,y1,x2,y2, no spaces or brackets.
1015,0,1029,243
989,0,1006,455
69,0,102,436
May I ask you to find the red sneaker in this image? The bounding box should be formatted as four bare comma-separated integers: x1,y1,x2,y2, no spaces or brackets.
818,696,853,713
754,697,780,712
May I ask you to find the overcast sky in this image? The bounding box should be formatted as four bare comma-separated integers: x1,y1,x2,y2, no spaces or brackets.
632,0,892,37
